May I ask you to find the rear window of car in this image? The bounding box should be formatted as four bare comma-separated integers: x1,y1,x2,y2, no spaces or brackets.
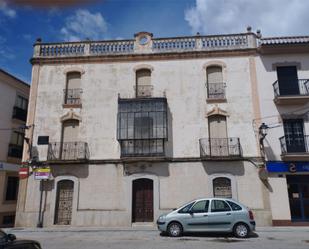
227,200,242,211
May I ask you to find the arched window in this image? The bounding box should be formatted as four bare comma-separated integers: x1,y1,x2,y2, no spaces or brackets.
213,177,232,198
64,72,82,105
136,69,152,97
206,66,225,99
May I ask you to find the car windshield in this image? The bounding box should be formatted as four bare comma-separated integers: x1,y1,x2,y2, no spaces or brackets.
177,200,195,213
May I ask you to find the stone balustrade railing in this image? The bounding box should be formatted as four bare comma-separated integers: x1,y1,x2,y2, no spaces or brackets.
33,32,257,58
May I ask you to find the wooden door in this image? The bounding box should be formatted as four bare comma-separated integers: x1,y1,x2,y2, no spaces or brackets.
277,66,299,95
132,178,153,222
54,180,74,225
208,115,228,156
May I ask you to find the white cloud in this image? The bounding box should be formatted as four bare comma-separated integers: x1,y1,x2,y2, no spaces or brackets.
60,9,107,41
185,0,309,37
0,0,16,18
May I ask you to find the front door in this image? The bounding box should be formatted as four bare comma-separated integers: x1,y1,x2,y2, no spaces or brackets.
54,180,74,225
287,175,309,222
277,66,299,95
183,200,210,232
283,119,305,153
132,178,153,222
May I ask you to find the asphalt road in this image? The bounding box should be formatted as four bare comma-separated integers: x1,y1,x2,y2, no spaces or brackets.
5,227,309,249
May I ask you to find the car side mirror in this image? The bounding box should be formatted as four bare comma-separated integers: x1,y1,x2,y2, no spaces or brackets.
7,234,16,241
188,210,194,215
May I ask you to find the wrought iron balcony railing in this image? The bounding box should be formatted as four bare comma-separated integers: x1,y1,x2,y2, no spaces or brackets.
273,79,309,97
207,82,226,99
120,139,165,157
47,142,89,161
279,135,309,154
199,138,241,158
133,85,154,98
7,144,23,158
12,106,27,122
63,88,82,105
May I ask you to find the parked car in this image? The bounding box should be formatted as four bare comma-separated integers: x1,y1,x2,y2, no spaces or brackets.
157,198,255,238
0,229,42,249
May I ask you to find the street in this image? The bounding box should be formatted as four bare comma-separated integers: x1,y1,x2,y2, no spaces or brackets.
5,227,309,249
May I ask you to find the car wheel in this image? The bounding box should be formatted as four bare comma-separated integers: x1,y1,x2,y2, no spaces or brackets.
233,223,249,238
167,222,183,237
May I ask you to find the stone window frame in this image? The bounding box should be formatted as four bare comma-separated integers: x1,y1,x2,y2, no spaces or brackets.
208,174,238,200
63,68,85,109
203,61,227,103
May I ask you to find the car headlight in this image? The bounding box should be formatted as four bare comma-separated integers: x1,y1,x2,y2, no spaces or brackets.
158,215,166,221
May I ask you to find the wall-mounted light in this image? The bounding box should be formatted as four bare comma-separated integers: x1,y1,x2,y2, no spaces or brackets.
259,122,269,144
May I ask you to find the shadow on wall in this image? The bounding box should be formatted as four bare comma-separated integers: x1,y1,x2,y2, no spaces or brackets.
124,162,170,177
51,164,89,179
201,161,245,176
165,104,173,157
264,138,277,161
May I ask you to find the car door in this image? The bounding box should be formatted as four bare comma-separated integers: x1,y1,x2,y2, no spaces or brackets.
182,200,210,232
206,199,234,232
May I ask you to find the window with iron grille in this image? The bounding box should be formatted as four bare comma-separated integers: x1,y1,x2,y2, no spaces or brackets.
117,98,167,157
8,131,24,158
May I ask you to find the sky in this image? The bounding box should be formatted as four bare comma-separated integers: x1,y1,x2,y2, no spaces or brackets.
0,0,309,84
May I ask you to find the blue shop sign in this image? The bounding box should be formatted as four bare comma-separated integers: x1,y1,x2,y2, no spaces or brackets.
266,161,309,173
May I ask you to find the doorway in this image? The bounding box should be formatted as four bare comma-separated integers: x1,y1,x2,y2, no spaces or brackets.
287,175,309,222
132,178,153,222
54,180,74,225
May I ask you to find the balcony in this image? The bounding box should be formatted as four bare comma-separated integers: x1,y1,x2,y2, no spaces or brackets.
273,79,309,105
199,138,241,158
207,82,226,102
63,88,82,107
7,144,23,158
117,98,168,158
47,142,89,163
279,135,309,161
12,106,27,122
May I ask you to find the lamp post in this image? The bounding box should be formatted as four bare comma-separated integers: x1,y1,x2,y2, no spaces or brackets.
258,123,269,180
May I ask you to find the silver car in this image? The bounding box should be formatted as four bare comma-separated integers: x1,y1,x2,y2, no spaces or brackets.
157,198,255,238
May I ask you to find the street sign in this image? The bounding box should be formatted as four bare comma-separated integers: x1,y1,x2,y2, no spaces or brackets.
19,167,29,179
34,167,51,180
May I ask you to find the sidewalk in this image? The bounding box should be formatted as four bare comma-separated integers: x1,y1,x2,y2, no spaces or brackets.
5,226,309,233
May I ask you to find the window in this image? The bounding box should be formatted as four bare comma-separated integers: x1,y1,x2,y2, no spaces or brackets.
213,177,232,198
64,72,82,105
211,200,231,212
3,215,15,225
5,176,19,201
178,201,195,213
136,69,152,97
207,66,225,99
227,201,242,211
190,200,209,213
8,132,24,158
15,95,28,110
117,98,167,157
276,66,299,96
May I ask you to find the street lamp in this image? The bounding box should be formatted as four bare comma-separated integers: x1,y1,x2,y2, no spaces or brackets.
259,122,269,144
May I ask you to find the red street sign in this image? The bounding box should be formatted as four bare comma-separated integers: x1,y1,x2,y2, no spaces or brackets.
19,167,29,179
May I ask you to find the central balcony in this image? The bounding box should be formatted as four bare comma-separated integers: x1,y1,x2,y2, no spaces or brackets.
207,82,226,102
199,138,241,158
47,142,89,163
273,79,309,105
63,88,82,107
279,135,309,161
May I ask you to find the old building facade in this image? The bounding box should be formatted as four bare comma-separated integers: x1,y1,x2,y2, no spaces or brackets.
0,69,29,227
256,37,309,225
16,30,309,228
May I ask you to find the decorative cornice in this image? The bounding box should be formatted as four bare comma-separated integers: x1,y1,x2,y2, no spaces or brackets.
206,105,229,117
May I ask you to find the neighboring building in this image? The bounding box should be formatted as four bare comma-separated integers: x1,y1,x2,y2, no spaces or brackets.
256,37,309,225
0,69,29,227
16,29,308,228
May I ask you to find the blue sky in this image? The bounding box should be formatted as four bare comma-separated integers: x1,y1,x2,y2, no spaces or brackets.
1,0,309,84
